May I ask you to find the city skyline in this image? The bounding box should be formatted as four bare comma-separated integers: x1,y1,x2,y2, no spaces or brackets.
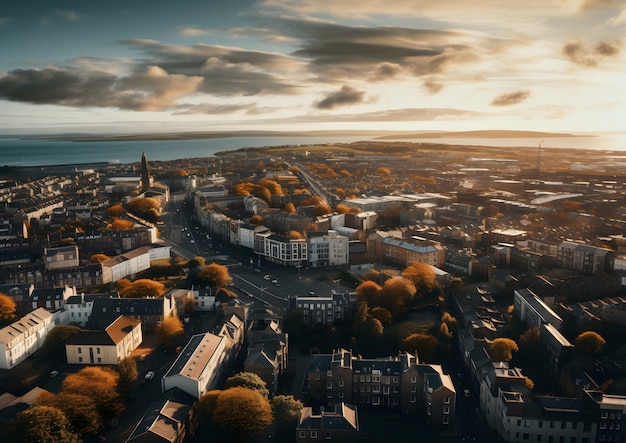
0,0,624,135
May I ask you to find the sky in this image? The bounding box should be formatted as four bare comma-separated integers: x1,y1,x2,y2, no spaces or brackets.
0,0,625,135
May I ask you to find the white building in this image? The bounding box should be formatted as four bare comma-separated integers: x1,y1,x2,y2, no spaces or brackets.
65,316,142,365
0,308,55,369
262,234,307,267
101,245,170,284
308,230,349,268
161,333,227,398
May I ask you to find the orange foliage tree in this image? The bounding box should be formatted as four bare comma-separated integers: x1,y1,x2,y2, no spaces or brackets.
0,292,17,320
62,367,124,420
37,391,102,436
210,387,273,441
116,278,166,298
402,261,439,297
198,263,232,288
90,253,110,263
109,219,135,230
402,333,440,362
105,204,124,217
155,316,184,348
355,280,382,306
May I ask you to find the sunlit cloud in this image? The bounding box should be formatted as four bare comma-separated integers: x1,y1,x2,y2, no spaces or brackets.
562,39,622,67
491,90,531,106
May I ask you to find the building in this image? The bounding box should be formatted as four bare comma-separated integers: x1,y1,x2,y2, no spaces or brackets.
126,388,198,443
557,240,614,275
101,245,170,284
297,403,359,443
43,245,79,270
304,349,455,426
0,308,55,369
161,333,227,398
89,294,176,332
260,233,308,267
368,233,445,268
513,288,563,330
288,292,356,326
29,285,77,311
65,315,142,365
308,230,350,268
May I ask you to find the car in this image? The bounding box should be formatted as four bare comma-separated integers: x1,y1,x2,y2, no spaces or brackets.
190,240,195,243
49,370,60,378
464,389,471,398
271,279,278,284
264,275,271,280
144,371,156,381
309,291,316,296
254,268,261,273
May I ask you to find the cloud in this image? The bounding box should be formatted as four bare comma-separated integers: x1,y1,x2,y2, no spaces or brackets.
491,90,531,106
120,39,302,96
314,86,366,109
284,107,485,123
173,103,276,115
562,39,622,67
423,79,444,94
0,66,203,111
40,9,81,26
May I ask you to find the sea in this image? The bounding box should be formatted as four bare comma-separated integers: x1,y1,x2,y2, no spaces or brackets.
1,133,625,167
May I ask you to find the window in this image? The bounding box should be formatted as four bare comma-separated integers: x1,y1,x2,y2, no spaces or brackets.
97,348,100,354
97,357,101,363
327,370,332,377
310,431,317,439
443,416,449,425
538,436,542,442
300,431,306,438
325,432,331,440
327,382,332,389
339,381,344,387
78,357,83,362
444,406,450,414
410,396,416,403
373,397,380,406
411,376,417,383
444,396,450,404
523,433,529,440
570,438,576,443
78,348,82,354
315,373,320,380
339,392,344,399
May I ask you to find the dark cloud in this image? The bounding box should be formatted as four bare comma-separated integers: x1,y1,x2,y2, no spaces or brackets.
314,85,366,109
120,39,301,96
272,19,483,81
491,90,530,106
562,39,622,67
0,66,202,111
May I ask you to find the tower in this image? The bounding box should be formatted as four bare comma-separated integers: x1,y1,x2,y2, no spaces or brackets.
141,152,151,192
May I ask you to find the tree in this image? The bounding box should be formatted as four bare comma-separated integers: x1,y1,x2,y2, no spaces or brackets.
370,307,392,326
575,331,606,354
105,204,124,217
358,316,384,339
116,278,166,298
40,324,81,357
250,215,264,225
187,256,206,269
402,333,440,362
225,372,269,398
490,338,519,361
37,392,102,436
283,202,296,214
402,261,439,297
314,203,332,216
211,387,273,441
375,167,391,176
155,315,184,349
90,253,110,263
109,219,135,230
271,394,303,424
379,277,416,317
439,322,453,340
117,357,138,397
62,366,124,420
355,280,382,306
441,312,458,330
519,327,541,351
125,197,160,223
8,406,80,443
0,292,17,320
287,230,303,239
198,263,232,288
199,390,222,418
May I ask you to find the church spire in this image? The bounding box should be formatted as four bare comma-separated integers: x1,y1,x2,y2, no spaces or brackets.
141,152,151,192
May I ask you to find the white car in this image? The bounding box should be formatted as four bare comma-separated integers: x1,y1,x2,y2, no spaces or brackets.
144,371,156,381
49,370,60,378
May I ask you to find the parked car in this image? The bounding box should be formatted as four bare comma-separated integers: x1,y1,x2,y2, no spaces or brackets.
144,371,156,381
271,279,278,284
49,370,60,378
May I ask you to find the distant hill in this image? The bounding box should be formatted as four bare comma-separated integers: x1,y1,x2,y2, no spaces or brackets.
375,130,587,139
